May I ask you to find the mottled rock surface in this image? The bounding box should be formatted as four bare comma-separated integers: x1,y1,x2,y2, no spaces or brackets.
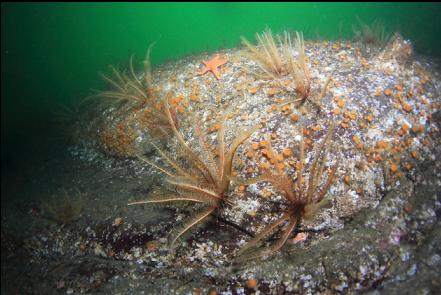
2,35,440,294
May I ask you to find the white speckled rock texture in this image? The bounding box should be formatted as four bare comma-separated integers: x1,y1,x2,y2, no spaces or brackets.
2,35,440,294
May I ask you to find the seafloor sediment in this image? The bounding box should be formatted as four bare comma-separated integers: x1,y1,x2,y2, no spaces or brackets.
2,33,441,294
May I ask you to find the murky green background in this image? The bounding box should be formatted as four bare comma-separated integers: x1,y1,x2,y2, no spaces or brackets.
2,3,441,164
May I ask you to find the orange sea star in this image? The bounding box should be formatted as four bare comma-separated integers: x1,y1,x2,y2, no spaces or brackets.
198,54,227,79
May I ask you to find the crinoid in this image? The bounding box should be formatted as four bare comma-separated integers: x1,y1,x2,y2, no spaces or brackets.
90,43,178,138
51,101,83,126
352,18,390,49
241,29,286,78
282,31,311,101
234,123,339,262
93,43,156,107
128,99,257,249
41,188,85,225
241,29,311,101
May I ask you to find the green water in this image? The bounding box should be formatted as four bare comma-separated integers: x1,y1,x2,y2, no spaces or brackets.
2,2,441,164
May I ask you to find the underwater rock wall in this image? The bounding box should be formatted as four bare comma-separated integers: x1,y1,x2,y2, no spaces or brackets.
55,31,441,293
83,32,440,227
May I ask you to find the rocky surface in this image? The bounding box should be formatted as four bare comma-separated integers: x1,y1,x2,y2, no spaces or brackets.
2,34,441,294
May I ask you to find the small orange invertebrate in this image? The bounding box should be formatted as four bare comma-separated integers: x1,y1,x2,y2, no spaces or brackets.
282,147,293,157
352,135,364,150
281,104,291,115
259,140,269,147
402,102,412,112
275,154,283,162
267,88,276,97
398,124,409,136
404,203,413,214
79,243,87,252
337,99,345,108
360,58,368,67
359,122,367,129
189,94,200,102
390,162,398,173
259,162,271,170
293,232,308,243
177,105,185,114
305,138,313,148
208,124,221,133
384,89,392,96
276,162,285,170
365,114,374,123
402,124,410,131
290,114,300,122
332,108,341,115
246,150,255,159
349,111,357,120
245,278,258,289
248,87,257,95
376,141,389,150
